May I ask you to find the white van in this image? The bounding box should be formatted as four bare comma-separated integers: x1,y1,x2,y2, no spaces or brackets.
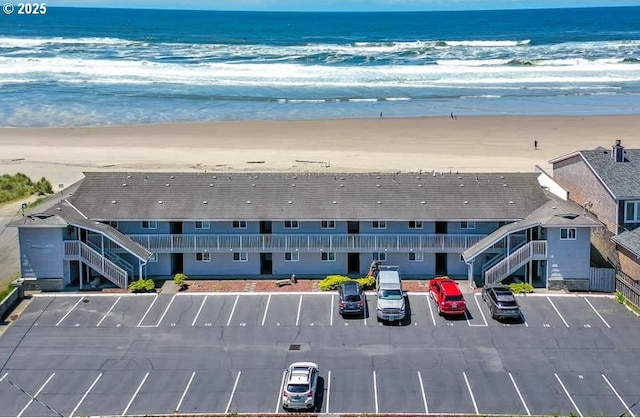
375,267,406,321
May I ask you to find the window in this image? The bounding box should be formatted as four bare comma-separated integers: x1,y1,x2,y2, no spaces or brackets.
141,220,157,230
321,252,336,262
409,252,424,262
625,201,640,223
107,221,118,229
232,220,247,229
408,221,423,229
195,220,210,230
285,252,299,262
149,253,158,263
196,252,211,262
372,220,386,229
460,221,476,230
560,228,576,240
321,220,335,229
284,220,299,229
233,252,248,262
372,252,387,262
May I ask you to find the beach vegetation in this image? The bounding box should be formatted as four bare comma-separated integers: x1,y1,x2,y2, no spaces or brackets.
0,173,53,204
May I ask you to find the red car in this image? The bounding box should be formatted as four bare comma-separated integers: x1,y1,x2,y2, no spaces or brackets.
429,277,467,316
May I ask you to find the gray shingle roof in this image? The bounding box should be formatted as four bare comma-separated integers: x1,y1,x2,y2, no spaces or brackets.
579,147,640,199
463,196,601,261
68,172,550,221
613,227,640,257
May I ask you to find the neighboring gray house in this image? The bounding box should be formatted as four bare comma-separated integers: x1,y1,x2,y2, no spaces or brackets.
9,171,598,290
551,140,640,280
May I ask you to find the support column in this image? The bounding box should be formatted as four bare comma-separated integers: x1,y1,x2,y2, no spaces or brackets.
467,261,475,289
79,261,84,290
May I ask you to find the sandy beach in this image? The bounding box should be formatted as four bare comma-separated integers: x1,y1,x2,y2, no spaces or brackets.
1,114,639,190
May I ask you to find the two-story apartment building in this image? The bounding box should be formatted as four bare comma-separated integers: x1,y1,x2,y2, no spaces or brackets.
9,171,599,290
550,140,640,279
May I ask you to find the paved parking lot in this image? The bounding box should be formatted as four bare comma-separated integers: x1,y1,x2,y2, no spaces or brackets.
0,291,639,417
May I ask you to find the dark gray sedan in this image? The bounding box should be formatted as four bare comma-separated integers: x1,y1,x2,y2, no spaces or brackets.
338,281,365,316
481,284,521,320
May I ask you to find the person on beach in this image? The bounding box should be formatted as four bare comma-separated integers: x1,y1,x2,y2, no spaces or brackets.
534,140,538,150
380,112,383,119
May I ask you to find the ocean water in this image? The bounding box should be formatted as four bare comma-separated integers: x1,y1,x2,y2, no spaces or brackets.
1,6,640,127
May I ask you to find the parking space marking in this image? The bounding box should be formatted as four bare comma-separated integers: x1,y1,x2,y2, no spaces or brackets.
275,369,287,413
224,371,241,414
602,374,634,417
326,370,331,413
467,294,488,327
122,372,149,416
295,295,302,326
70,372,103,417
96,296,121,327
55,297,84,327
17,372,56,417
191,296,208,327
175,371,196,413
0,372,6,382
155,294,177,327
427,295,436,326
547,297,570,328
136,295,158,327
330,294,334,326
226,295,239,327
373,370,379,414
261,295,271,326
585,298,611,329
462,372,479,415
417,371,429,413
554,373,583,417
508,372,531,416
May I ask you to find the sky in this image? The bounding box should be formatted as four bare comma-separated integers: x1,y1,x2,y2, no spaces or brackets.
54,0,640,12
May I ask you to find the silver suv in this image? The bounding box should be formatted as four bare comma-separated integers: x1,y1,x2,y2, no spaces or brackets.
282,362,319,411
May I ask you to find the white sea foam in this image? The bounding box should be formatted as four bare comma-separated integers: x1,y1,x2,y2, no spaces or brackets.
0,36,135,48
385,97,411,101
445,40,531,47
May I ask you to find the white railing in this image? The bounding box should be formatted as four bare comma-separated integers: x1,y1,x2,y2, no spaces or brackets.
79,242,128,289
64,241,80,257
86,235,135,277
126,233,487,253
484,240,547,285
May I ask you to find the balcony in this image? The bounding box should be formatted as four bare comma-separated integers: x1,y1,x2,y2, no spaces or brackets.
125,233,488,253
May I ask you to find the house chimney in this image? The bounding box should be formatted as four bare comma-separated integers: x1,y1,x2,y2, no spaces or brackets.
612,139,625,162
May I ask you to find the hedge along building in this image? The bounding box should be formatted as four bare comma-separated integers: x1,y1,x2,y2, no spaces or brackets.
9,171,600,290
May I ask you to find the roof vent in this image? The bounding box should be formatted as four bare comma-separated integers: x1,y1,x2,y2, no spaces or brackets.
291,183,296,187
165,183,170,187
340,177,345,180
464,200,468,204
209,183,214,187
458,176,462,179
111,200,117,204
459,184,464,187
418,184,422,188
421,201,426,204
293,175,297,179
126,175,132,179
376,184,381,187
376,176,381,179
254,175,259,179
503,184,508,187
213,175,217,179
377,201,382,204
170,175,175,179
158,200,163,204
509,200,514,204
416,176,421,179
332,201,337,204
144,175,148,180
122,183,127,187
252,183,256,187
339,184,344,187
203,200,208,204
246,200,251,204
288,200,293,204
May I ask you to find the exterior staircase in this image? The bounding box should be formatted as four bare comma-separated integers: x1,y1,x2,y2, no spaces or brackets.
64,241,129,288
484,240,547,286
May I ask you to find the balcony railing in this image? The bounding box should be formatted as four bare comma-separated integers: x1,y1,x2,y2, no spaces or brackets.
125,233,488,253
484,240,547,285
64,240,128,288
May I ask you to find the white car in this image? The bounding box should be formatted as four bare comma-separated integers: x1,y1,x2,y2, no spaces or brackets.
282,362,319,411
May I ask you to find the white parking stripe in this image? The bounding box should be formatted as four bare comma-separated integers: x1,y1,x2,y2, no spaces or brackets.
417,371,429,413
225,371,241,414
467,294,488,327
137,295,158,327
508,372,531,416
0,372,7,382
373,370,379,414
295,295,303,326
261,294,271,326
191,296,208,327
97,296,121,327
325,370,331,413
155,294,177,327
585,298,611,328
330,294,334,326
554,373,582,417
547,297,570,328
463,372,479,415
175,371,196,413
226,295,239,327
69,372,102,417
427,295,436,326
602,374,634,417
275,369,287,413
55,297,84,326
17,372,56,417
122,372,149,416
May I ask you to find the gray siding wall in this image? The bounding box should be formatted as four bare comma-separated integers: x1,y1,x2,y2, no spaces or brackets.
272,252,347,275
183,252,260,276
271,221,347,234
117,221,171,234
147,253,171,276
546,227,591,280
448,221,498,235
19,228,64,279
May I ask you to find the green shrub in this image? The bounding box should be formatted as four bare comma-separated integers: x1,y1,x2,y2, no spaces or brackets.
319,275,375,291
615,291,625,304
173,273,187,286
0,173,53,204
508,282,534,294
128,278,155,293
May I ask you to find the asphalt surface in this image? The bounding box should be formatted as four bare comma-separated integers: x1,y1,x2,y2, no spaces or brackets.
0,291,638,417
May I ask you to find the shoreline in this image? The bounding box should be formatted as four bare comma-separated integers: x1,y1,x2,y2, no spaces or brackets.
1,114,639,191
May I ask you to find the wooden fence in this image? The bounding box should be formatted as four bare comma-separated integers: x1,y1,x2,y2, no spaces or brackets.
616,271,640,307
589,267,615,292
